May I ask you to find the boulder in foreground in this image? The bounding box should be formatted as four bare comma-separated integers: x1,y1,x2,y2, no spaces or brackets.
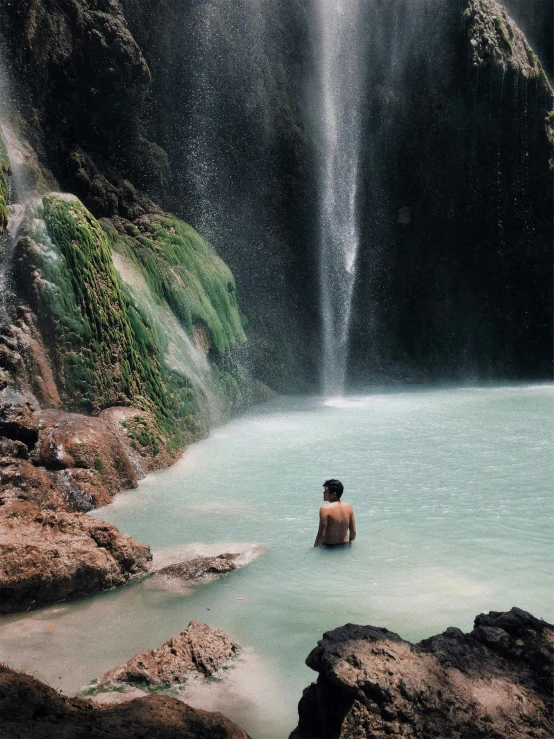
0,663,249,739
96,620,240,692
290,607,553,739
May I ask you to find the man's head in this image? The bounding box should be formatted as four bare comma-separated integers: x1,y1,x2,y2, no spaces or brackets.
323,479,344,500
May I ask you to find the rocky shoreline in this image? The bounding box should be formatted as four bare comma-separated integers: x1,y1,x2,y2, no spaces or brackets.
0,390,170,614
0,607,552,738
0,662,250,739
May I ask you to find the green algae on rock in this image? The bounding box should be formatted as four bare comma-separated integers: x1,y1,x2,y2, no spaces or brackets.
13,195,259,451
108,213,247,356
15,196,168,421
105,216,269,427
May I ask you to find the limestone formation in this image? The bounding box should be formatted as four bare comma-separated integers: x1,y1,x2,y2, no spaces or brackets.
0,664,249,739
0,500,151,614
0,393,158,614
97,621,241,690
290,608,554,739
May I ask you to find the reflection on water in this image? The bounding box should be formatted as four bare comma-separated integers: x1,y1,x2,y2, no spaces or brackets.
0,384,552,739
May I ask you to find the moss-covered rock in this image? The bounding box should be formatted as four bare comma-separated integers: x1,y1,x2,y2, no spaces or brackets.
106,215,267,427
108,213,247,356
12,195,260,451
465,0,552,81
14,196,170,420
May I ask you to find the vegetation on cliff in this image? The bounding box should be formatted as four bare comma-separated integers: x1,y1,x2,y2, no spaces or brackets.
12,195,258,449
109,213,246,355
17,196,166,416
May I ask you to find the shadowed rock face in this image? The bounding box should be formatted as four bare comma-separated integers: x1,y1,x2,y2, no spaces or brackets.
290,608,554,739
0,663,250,739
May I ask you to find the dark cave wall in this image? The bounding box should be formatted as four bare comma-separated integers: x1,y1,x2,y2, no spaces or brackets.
348,0,553,383
120,0,321,392
338,0,548,385
0,0,551,392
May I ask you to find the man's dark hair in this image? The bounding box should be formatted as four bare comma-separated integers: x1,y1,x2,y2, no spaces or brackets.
324,479,344,499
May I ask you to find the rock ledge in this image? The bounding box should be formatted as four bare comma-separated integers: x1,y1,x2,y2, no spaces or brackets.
290,607,554,739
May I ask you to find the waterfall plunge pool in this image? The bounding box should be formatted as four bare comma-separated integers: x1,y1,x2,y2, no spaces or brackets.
1,384,552,738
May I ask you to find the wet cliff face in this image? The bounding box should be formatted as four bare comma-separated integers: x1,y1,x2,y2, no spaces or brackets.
0,0,551,396
120,0,320,391
114,0,554,386
349,0,553,382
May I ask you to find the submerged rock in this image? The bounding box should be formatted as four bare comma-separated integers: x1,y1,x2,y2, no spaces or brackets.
290,608,554,739
151,553,238,588
0,663,249,739
147,545,266,594
96,621,241,691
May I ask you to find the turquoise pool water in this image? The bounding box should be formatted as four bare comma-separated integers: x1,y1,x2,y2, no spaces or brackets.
1,384,552,738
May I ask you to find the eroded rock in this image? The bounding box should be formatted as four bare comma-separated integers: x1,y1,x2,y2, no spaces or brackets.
0,663,249,739
290,608,554,739
152,554,238,587
0,501,151,614
0,456,65,510
33,409,138,494
0,394,39,446
0,435,28,459
0,396,174,614
97,621,241,690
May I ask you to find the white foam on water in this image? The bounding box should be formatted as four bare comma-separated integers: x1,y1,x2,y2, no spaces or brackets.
323,396,369,408
251,418,302,431
176,649,293,739
151,542,266,571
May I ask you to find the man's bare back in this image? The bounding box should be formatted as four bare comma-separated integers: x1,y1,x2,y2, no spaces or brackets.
314,479,356,547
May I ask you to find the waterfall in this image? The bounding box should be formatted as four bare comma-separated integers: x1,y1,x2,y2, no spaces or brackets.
313,0,365,397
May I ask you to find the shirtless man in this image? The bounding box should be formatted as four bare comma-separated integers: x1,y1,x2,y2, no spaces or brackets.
313,479,356,547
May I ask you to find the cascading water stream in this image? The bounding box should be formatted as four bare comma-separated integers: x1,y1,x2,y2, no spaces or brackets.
0,123,28,329
111,253,225,428
314,0,365,397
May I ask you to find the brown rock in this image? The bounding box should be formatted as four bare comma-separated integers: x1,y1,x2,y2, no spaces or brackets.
0,394,39,445
100,406,176,473
49,467,112,511
0,503,151,614
33,408,138,495
0,664,250,739
290,608,554,739
98,621,241,689
0,456,65,510
13,306,61,408
0,435,28,458
154,554,238,585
